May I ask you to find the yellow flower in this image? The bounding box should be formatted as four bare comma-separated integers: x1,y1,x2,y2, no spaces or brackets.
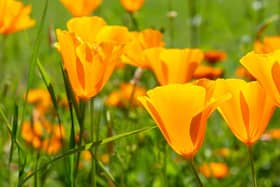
0,0,35,34
56,16,129,99
122,29,164,68
120,0,144,13
254,36,280,53
213,79,275,145
240,50,280,106
138,82,228,158
59,0,102,17
143,48,203,85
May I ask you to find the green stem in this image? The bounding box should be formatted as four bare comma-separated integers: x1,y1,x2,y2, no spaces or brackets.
34,153,40,187
167,0,175,47
189,159,203,187
187,0,198,47
91,98,97,187
74,100,86,176
128,12,139,31
247,145,257,187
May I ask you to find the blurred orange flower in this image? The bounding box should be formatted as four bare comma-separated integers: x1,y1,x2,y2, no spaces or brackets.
0,0,35,34
59,0,102,17
199,162,229,179
25,89,52,115
261,128,280,141
204,50,226,64
240,50,280,106
122,29,164,68
56,16,129,99
193,65,223,80
254,36,280,53
138,82,228,158
21,120,65,155
213,79,275,145
105,83,146,107
120,0,144,13
144,48,204,85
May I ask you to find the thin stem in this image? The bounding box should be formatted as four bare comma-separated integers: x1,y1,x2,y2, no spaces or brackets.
128,12,139,31
167,0,175,47
187,0,199,47
189,159,203,187
247,145,257,187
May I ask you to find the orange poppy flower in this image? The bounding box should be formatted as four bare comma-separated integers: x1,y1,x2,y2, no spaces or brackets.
262,128,280,141
193,65,223,80
122,29,164,68
59,0,102,17
25,89,52,115
204,50,226,64
213,79,275,145
254,36,280,53
240,50,280,106
105,83,146,107
235,66,255,81
120,0,144,13
138,82,228,158
56,16,129,99
199,162,229,179
21,120,65,154
143,48,204,85
0,0,35,34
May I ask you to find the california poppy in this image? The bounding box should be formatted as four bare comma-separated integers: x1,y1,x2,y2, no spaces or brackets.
21,120,65,155
213,79,275,145
143,48,204,85
0,0,35,34
122,29,164,68
204,50,226,64
254,36,280,53
138,82,228,158
193,65,223,80
199,162,229,179
59,0,102,17
25,89,52,115
261,128,280,141
235,66,255,81
240,50,280,106
56,16,129,99
120,0,144,13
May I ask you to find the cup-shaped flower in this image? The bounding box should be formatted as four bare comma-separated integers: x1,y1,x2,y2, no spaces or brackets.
138,82,227,158
59,0,102,17
143,48,203,85
254,36,280,53
240,50,280,106
122,29,164,68
213,79,275,145
56,16,129,99
120,0,144,13
0,0,35,34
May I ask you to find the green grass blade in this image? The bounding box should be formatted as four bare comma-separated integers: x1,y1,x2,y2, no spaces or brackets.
19,125,156,185
96,159,116,184
21,0,49,124
9,103,18,164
